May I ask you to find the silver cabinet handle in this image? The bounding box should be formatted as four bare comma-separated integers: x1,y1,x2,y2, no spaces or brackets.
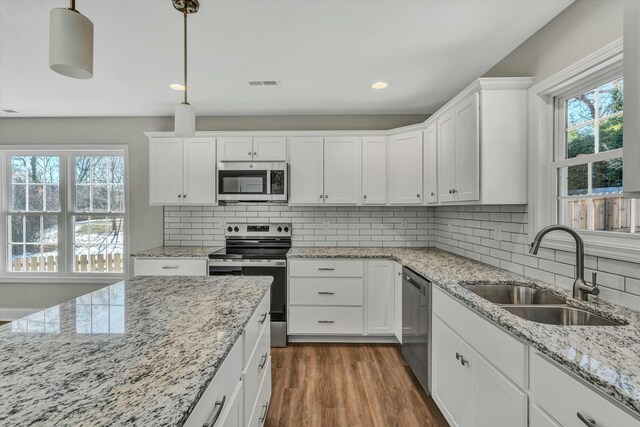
318,320,334,324
455,352,469,366
253,152,257,155
324,195,328,198
161,266,179,269
183,194,187,198
259,352,268,369
417,194,420,198
577,413,596,426
203,395,226,427
318,268,335,271
258,312,268,325
178,194,182,198
248,151,252,155
363,195,367,199
318,291,335,295
398,272,402,276
258,402,269,424
448,189,452,194
452,189,458,194
431,192,435,196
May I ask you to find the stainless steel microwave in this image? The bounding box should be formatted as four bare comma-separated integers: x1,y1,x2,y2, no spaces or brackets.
217,162,288,202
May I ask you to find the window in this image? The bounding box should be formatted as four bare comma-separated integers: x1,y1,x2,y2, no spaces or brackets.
1,148,127,278
555,76,639,234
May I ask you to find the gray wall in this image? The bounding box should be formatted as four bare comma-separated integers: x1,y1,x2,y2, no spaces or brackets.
484,0,623,81
0,114,427,311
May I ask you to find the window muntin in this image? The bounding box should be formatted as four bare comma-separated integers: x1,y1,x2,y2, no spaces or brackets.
556,77,638,234
2,150,126,276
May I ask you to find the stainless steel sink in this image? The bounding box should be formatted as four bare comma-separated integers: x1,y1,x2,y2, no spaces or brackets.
461,284,566,305
502,306,625,326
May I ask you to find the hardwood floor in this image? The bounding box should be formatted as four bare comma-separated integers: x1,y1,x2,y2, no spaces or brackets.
265,344,448,427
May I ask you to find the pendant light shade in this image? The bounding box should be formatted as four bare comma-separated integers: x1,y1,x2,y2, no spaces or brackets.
49,7,94,79
175,103,196,136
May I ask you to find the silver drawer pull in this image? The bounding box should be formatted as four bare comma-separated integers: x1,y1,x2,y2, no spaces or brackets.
318,291,335,295
259,352,268,370
258,312,268,324
577,412,596,426
203,395,226,427
258,401,269,423
161,266,179,269
318,320,334,324
318,268,335,271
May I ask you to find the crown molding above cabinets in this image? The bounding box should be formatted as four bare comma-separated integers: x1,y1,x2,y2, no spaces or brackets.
146,77,533,207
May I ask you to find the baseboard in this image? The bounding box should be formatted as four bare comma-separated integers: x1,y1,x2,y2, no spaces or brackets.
288,335,400,344
0,307,39,321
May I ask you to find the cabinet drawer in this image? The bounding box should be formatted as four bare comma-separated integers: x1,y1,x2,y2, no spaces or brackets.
289,259,364,277
244,322,271,425
243,291,270,368
532,352,640,427
289,306,364,334
134,258,207,276
433,286,528,389
183,340,242,427
249,358,272,427
289,278,364,306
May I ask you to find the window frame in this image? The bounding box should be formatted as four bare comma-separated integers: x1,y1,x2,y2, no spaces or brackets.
528,38,640,263
0,145,129,283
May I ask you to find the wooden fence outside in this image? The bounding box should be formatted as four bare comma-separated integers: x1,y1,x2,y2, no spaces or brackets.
11,253,123,273
565,197,638,232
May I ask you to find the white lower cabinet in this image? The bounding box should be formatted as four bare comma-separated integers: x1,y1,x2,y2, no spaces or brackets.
185,291,271,427
366,260,395,335
133,258,208,277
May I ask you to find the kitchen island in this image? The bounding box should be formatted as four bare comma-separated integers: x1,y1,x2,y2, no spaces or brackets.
0,275,272,426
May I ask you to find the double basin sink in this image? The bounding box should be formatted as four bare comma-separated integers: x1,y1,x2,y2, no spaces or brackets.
461,284,624,326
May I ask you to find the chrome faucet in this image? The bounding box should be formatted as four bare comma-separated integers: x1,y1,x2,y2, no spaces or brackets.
529,225,599,301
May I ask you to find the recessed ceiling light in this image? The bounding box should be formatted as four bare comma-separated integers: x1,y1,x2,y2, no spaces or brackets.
371,81,389,90
170,83,185,91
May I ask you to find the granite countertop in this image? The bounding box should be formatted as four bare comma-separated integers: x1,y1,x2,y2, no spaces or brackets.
131,246,222,258
0,275,272,427
289,247,640,416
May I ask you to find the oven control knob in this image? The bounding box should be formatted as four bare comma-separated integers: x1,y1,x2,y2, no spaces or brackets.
233,226,239,232
284,227,289,232
277,226,283,232
227,227,232,232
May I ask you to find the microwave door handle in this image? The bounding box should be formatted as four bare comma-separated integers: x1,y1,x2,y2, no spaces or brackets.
266,169,272,196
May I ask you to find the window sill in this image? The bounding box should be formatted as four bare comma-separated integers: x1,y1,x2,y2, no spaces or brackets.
0,274,125,285
539,232,640,263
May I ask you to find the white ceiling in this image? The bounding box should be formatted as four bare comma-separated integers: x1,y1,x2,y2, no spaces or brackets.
0,0,573,117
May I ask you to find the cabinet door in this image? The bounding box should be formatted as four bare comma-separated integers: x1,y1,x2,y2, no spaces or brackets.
432,317,471,427
388,131,423,204
183,138,216,205
366,260,394,335
424,123,438,204
253,137,287,161
437,110,456,203
362,136,387,204
217,137,253,161
149,138,184,205
222,380,244,427
289,137,324,204
324,137,361,204
454,93,480,202
471,346,528,427
393,262,403,343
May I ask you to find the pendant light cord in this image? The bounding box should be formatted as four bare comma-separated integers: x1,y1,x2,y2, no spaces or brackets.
183,9,188,105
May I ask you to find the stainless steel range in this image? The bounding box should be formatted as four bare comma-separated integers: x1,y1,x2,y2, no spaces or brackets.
208,222,291,347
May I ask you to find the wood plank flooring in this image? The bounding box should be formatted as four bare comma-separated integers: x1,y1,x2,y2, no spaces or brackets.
265,344,448,427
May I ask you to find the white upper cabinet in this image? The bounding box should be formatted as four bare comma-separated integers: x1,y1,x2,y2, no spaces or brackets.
624,0,640,196
289,136,360,205
437,110,456,203
324,137,361,204
454,93,480,202
361,136,387,204
252,137,288,161
423,123,438,204
149,137,216,206
217,136,286,162
388,131,423,204
289,137,324,204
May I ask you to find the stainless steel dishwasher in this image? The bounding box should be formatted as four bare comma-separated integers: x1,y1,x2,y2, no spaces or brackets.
402,266,432,394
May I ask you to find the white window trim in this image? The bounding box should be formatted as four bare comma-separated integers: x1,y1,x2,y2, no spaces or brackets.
528,38,640,263
0,145,130,283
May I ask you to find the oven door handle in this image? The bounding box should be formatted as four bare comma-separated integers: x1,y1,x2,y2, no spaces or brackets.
208,260,286,268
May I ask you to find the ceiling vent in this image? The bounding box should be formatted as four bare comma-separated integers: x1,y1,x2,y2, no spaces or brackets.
248,80,280,86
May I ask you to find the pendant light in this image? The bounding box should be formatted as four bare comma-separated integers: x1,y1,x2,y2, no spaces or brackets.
173,0,199,137
49,0,94,79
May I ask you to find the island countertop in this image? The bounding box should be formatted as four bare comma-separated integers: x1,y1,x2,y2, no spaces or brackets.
0,275,272,427
289,246,640,416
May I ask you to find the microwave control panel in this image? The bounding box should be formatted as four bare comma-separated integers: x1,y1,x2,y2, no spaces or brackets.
271,170,285,194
